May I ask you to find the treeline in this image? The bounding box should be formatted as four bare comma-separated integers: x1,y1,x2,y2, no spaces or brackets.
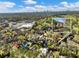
0,11,79,17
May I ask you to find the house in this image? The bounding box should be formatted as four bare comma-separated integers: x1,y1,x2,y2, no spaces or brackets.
0,20,9,27
12,42,20,49
38,48,48,57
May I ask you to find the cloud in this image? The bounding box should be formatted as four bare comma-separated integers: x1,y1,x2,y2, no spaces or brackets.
35,5,47,12
16,6,36,12
0,1,16,13
14,1,79,12
23,0,37,5
0,1,16,8
61,2,69,7
1,1,79,13
15,5,55,12
60,1,79,11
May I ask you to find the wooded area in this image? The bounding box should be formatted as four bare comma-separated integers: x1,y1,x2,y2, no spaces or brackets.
0,14,79,58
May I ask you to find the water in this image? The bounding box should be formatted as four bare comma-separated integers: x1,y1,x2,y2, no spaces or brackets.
53,18,66,23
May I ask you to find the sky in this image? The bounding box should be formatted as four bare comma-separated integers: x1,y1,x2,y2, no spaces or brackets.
0,0,79,13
